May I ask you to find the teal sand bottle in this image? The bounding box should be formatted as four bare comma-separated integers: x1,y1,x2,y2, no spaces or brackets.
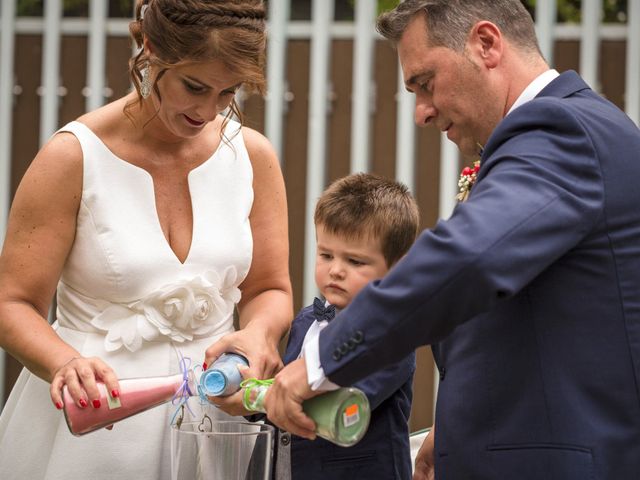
241,379,370,447
199,353,249,397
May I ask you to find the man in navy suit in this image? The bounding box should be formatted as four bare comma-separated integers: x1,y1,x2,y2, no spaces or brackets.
264,1,640,479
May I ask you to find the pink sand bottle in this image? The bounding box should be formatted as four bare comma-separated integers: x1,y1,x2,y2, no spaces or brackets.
62,371,196,436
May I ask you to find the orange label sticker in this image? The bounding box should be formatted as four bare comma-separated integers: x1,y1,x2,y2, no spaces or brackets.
342,403,360,427
345,404,358,416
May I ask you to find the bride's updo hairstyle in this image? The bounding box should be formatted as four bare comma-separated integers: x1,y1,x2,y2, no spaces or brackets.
126,0,266,122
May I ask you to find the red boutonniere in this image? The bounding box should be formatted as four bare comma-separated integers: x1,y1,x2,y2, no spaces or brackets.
456,160,480,202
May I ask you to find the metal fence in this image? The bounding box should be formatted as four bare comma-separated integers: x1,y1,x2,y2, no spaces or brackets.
1,0,639,429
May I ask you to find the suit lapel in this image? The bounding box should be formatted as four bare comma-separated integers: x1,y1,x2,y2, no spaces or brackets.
536,70,591,100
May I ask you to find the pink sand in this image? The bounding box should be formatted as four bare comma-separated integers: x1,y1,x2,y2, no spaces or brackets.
63,374,185,436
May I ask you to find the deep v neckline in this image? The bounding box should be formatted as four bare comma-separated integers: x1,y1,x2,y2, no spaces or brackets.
142,168,198,265
71,121,224,265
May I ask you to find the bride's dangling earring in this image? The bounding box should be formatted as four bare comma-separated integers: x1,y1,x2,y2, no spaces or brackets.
140,62,152,99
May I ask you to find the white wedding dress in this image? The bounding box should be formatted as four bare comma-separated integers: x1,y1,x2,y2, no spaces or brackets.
0,119,254,479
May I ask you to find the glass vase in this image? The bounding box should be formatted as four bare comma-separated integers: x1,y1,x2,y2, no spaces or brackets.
171,417,274,480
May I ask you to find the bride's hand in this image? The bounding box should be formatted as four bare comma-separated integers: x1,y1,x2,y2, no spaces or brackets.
204,325,283,381
49,356,120,411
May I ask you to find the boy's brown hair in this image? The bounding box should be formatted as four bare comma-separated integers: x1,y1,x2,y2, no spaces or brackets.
314,173,420,267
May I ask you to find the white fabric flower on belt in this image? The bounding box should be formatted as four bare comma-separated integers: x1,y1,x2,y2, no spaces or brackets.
91,267,241,352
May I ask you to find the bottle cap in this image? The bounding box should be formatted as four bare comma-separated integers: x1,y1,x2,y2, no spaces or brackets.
201,370,227,396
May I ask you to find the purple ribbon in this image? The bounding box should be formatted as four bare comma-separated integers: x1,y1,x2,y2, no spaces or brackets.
170,352,198,426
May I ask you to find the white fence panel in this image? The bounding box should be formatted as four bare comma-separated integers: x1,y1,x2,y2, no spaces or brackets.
86,0,108,111
536,0,557,64
580,0,601,91
265,0,291,163
303,0,334,306
39,0,62,146
350,0,376,174
395,64,416,192
0,0,17,415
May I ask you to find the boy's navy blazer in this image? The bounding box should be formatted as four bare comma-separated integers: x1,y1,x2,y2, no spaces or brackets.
316,71,640,480
284,304,416,480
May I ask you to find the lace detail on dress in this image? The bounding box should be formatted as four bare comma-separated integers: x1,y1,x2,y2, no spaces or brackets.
91,267,241,352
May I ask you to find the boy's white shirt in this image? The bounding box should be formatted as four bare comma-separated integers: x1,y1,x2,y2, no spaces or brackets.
300,301,340,391
304,68,560,391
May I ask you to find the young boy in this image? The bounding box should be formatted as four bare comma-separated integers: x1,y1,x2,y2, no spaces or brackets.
284,172,420,480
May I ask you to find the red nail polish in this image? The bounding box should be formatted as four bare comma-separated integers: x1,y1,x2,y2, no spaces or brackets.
92,399,101,408
55,401,63,410
202,362,208,370
79,398,88,408
111,389,120,398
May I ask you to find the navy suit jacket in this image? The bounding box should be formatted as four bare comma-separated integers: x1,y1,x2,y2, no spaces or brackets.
284,304,415,480
318,71,640,480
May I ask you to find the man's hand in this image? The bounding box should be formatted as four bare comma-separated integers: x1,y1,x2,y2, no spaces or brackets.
264,357,319,439
413,425,435,480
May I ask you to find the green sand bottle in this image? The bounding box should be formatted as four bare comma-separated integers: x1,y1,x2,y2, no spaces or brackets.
241,379,370,447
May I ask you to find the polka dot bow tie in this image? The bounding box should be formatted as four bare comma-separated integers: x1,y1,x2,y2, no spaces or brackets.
313,297,336,322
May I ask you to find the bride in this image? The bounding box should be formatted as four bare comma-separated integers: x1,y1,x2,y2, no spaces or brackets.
0,1,292,478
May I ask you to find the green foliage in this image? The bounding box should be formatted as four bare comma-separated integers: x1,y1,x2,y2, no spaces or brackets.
372,0,628,24
16,0,42,16
376,0,401,15
517,0,627,23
